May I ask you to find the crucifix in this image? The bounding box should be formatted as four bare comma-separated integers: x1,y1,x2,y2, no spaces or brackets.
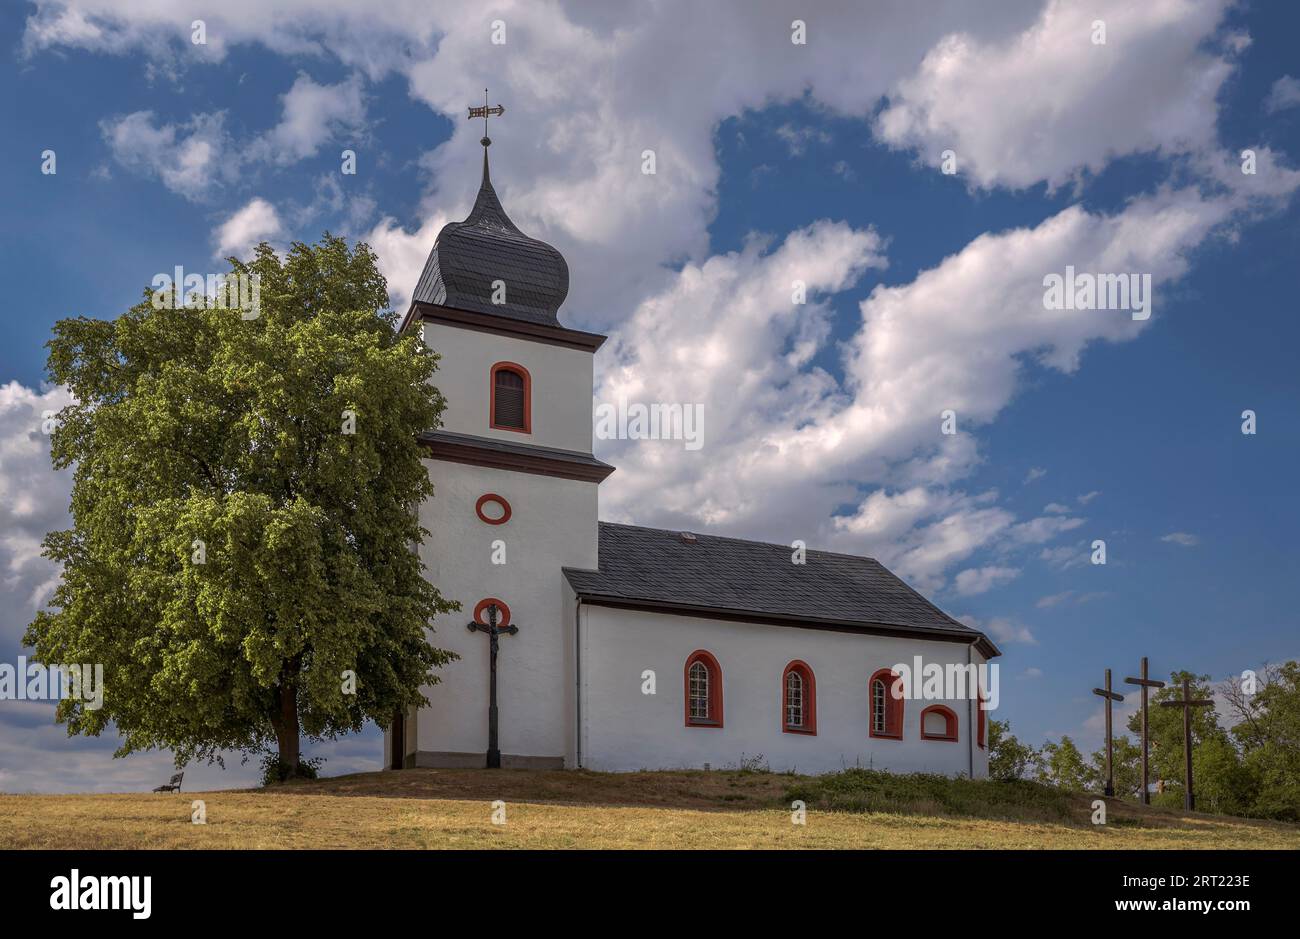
1091,669,1125,797
1159,677,1213,810
466,602,519,769
1124,657,1165,805
467,88,505,149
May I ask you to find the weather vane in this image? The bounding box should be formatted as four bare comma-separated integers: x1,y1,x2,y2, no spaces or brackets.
468,88,505,148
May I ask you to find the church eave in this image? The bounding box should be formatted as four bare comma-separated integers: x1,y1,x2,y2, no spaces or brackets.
561,586,1002,659
401,301,607,352
419,430,615,483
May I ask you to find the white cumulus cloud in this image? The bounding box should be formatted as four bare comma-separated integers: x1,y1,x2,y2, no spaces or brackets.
213,198,284,259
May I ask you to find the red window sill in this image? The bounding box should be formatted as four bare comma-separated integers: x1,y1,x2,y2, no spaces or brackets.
870,731,903,740
687,719,723,728
921,734,959,742
783,726,817,735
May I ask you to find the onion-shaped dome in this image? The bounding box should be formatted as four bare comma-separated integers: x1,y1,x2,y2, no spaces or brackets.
412,150,569,326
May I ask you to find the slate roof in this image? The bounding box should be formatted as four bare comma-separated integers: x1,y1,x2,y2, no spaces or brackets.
563,523,999,656
412,149,570,327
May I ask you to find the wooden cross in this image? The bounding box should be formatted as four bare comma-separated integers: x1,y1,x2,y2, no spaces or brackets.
1159,677,1213,810
467,89,505,148
466,602,519,769
1091,668,1124,797
1124,657,1165,805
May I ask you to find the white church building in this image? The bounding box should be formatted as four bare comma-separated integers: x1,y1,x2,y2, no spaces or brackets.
386,141,1000,778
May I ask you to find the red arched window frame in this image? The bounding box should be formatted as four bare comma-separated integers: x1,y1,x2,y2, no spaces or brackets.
977,691,987,749
490,362,531,434
920,704,959,742
869,668,904,739
782,660,817,735
684,650,723,728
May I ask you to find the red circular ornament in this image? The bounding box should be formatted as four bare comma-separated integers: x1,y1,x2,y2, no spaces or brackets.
475,493,512,525
473,598,511,627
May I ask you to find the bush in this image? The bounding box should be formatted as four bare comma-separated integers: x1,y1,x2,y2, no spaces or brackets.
784,768,1073,822
260,754,325,786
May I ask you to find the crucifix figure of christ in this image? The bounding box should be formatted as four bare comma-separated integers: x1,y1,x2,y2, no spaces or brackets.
466,602,519,769
1124,657,1165,805
467,88,505,148
1091,668,1125,797
1159,676,1213,810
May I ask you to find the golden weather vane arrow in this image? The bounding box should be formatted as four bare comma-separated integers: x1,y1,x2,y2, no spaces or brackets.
468,88,505,148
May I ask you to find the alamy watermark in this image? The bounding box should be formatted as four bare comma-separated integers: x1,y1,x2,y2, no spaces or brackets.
151,266,261,319
0,657,104,710
50,869,150,919
889,656,999,711
594,398,704,450
1042,265,1151,321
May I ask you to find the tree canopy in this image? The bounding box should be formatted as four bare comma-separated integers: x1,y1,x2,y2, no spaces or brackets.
25,235,456,776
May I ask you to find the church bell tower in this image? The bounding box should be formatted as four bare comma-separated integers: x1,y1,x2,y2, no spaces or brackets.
386,98,613,769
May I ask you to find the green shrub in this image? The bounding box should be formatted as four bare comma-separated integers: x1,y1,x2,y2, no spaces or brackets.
260,754,326,786
783,768,1073,822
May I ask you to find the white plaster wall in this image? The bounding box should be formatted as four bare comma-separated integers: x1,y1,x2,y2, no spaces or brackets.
422,321,594,453
415,458,598,760
579,605,991,777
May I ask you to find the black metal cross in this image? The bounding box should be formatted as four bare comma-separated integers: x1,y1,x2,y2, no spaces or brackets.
467,602,519,769
468,89,505,148
1159,677,1213,810
1092,668,1125,797
1124,657,1165,805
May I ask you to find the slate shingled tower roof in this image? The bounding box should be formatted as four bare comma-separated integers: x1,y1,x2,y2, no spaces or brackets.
412,148,570,326
564,523,1000,657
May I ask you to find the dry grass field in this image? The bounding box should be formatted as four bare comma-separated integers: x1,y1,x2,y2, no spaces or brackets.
2,767,1296,849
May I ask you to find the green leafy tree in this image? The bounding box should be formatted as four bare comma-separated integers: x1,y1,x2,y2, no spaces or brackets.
1037,735,1090,791
25,236,456,778
1088,734,1141,800
1192,732,1255,816
1130,671,1222,806
988,718,1039,781
1228,662,1300,820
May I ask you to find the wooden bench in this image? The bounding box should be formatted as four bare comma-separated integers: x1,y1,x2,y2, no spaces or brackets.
152,772,184,793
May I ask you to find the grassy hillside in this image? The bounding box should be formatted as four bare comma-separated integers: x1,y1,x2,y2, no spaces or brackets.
2,767,1296,849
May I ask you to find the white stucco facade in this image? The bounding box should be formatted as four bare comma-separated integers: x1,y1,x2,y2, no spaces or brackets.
391,315,600,768
388,311,995,778
421,320,594,453
572,604,991,776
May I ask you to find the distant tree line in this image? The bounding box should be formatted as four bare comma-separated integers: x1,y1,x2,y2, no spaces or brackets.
987,662,1300,821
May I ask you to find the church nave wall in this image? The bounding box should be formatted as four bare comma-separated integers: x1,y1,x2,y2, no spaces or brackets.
577,605,989,777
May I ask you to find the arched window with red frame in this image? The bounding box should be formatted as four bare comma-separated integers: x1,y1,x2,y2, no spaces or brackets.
684,650,723,728
490,362,531,433
920,704,959,741
869,668,904,739
782,660,817,735
977,691,987,749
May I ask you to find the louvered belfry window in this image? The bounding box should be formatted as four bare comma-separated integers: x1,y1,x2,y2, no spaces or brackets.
493,366,527,431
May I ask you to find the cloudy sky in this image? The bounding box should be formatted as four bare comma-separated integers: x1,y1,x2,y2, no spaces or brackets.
2,0,1298,792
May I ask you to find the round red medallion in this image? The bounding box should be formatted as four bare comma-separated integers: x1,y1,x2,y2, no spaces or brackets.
473,598,511,627
475,493,512,525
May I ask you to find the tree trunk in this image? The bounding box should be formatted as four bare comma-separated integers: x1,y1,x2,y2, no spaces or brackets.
271,679,300,776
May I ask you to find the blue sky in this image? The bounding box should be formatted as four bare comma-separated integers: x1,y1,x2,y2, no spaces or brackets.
1,0,1298,791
